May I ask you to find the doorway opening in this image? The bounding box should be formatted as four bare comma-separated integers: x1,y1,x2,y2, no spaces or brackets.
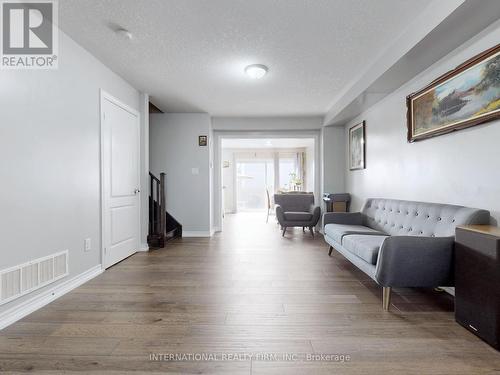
220,137,316,228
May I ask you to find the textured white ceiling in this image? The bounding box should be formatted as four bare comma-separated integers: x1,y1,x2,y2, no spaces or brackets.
59,0,433,116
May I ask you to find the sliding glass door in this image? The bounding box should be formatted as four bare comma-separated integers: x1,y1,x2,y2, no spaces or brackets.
236,159,274,211
231,149,311,212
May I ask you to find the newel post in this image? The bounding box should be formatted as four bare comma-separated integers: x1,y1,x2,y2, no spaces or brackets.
159,173,166,237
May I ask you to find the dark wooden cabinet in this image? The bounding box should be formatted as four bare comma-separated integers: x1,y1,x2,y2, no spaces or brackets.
455,225,500,350
322,193,350,213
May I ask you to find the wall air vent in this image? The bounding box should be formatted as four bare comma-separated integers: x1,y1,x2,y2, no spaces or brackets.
0,250,68,305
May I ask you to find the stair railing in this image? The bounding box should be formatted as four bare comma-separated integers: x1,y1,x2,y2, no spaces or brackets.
148,172,166,247
148,172,182,248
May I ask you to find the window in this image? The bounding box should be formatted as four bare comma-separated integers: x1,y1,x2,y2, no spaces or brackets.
236,159,274,211
278,156,297,191
223,143,314,214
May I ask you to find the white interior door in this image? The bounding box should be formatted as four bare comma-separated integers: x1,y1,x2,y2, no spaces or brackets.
101,91,140,269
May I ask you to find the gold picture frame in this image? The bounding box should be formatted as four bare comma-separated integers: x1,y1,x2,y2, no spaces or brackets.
407,44,500,142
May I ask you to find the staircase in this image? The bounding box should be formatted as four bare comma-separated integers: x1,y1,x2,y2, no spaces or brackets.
147,172,182,248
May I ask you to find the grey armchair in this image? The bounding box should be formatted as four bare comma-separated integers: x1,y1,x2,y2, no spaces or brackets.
274,193,321,237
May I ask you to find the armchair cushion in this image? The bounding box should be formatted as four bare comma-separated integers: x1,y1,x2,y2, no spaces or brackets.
324,224,385,244
284,211,313,221
342,235,388,265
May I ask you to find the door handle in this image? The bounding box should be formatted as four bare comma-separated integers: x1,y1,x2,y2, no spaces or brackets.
134,189,141,194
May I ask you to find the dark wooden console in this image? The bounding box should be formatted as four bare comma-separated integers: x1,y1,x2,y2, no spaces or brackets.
455,225,500,350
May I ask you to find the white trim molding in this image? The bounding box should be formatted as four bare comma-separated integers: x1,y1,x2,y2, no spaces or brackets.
182,231,212,238
0,265,103,330
212,130,322,233
139,243,150,252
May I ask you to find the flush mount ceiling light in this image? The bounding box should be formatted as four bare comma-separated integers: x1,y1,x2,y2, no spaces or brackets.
245,64,268,79
116,28,133,40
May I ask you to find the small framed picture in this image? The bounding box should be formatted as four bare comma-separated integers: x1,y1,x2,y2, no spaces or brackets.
349,121,366,170
199,135,208,146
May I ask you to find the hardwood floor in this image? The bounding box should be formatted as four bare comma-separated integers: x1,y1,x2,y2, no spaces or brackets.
1,212,499,374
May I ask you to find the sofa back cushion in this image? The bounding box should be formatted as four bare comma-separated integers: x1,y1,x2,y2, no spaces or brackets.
274,193,314,212
362,198,490,237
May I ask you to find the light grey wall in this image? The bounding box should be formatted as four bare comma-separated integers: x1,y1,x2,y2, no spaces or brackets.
0,31,140,313
212,116,323,131
344,21,500,223
305,145,315,192
149,113,212,234
208,121,215,232
322,126,346,194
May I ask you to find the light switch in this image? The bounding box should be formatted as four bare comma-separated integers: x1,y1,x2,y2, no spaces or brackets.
84,238,91,252
191,167,199,175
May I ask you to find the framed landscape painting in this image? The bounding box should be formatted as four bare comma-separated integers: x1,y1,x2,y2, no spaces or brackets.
349,121,365,170
407,43,500,142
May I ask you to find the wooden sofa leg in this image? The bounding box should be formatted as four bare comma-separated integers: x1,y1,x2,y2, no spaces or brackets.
328,246,333,256
383,287,392,311
309,227,314,237
282,227,287,237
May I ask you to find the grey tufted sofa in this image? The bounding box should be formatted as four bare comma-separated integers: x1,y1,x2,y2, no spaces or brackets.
323,198,490,310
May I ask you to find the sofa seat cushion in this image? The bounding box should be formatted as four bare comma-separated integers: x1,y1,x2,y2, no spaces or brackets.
284,211,313,221
324,224,386,244
342,235,388,265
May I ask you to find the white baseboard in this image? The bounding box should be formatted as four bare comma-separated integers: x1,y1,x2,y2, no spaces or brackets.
0,264,103,330
182,231,212,237
139,243,149,252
